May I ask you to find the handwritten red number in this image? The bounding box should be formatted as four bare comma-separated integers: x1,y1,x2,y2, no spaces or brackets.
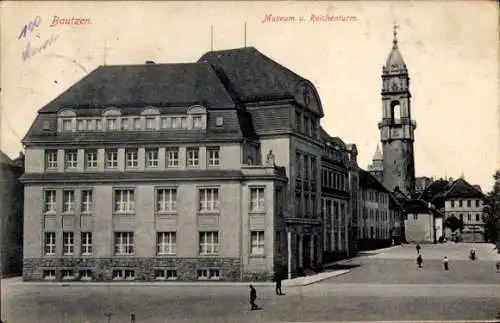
18,16,41,40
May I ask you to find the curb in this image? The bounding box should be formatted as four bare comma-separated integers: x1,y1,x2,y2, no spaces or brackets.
4,270,350,288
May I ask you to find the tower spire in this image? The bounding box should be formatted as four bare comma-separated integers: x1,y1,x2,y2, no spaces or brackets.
393,22,399,49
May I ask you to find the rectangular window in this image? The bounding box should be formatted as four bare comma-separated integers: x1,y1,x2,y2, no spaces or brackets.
44,232,56,255
62,119,72,131
146,117,156,130
304,116,309,135
80,270,93,281
310,157,316,180
114,232,134,255
63,232,74,255
181,117,187,129
476,200,480,207
166,148,179,167
295,111,301,131
156,188,177,213
106,118,117,131
81,190,93,213
105,149,118,169
114,189,135,213
467,200,471,207
193,116,203,128
199,188,219,212
126,149,138,168
295,152,302,178
81,232,92,255
310,119,316,138
197,269,220,280
146,148,159,168
63,190,75,213
44,190,57,213
112,269,135,280
133,118,141,130
250,231,265,256
155,269,177,280
303,155,309,179
46,150,58,169
96,119,103,131
172,117,181,129
43,270,56,280
476,214,480,221
199,231,219,255
120,118,128,130
64,150,78,169
187,148,199,167
467,214,471,221
161,117,170,129
459,200,463,207
250,187,265,212
207,148,220,167
85,149,98,169
156,232,176,255
451,200,455,208
86,119,95,131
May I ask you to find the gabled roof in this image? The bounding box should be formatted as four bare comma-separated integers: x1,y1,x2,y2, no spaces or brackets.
443,178,486,199
419,179,451,202
38,63,236,113
359,168,388,193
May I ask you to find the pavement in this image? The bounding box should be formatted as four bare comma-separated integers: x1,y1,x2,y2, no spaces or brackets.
2,242,499,323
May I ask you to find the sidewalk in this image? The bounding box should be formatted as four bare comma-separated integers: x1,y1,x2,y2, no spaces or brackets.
4,269,351,288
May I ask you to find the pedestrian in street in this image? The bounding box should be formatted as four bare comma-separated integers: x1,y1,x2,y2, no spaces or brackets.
416,243,421,254
443,256,449,271
249,285,259,310
416,254,423,268
275,272,283,296
495,260,500,272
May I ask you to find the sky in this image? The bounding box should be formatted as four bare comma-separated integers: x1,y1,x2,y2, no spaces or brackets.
1,1,498,192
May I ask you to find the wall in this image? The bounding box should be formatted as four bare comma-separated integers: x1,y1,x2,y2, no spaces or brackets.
404,212,434,243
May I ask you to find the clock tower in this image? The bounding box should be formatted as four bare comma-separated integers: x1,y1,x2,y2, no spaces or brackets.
378,25,417,197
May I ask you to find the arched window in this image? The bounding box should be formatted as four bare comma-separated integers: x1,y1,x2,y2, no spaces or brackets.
390,101,401,123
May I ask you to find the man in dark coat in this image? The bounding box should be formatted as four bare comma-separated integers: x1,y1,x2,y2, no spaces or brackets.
249,285,258,310
275,273,283,295
417,254,423,268
416,244,421,254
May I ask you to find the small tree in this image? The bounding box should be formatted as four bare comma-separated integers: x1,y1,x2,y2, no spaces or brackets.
483,170,500,243
444,215,464,232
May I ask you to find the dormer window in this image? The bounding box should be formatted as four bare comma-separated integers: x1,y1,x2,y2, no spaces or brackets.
193,116,203,129
133,118,141,130
77,119,86,131
62,119,72,131
96,119,103,131
86,120,95,131
146,117,156,130
107,118,117,131
121,118,129,130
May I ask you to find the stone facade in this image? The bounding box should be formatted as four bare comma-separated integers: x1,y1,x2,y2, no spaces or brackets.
23,257,243,281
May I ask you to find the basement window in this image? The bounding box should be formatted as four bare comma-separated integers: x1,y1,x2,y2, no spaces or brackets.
43,270,56,281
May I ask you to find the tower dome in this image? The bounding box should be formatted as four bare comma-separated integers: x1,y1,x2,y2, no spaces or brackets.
384,24,407,72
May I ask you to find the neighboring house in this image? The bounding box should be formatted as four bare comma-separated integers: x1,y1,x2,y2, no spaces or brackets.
319,129,350,262
358,169,402,250
0,151,24,276
418,177,486,242
404,199,443,243
442,178,486,242
21,47,336,282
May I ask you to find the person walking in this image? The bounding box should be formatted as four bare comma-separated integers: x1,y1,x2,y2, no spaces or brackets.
416,254,423,268
416,243,421,254
275,273,283,296
495,260,500,272
249,285,259,310
443,256,449,271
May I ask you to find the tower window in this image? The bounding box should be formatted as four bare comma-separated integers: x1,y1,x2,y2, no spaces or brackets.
390,101,401,123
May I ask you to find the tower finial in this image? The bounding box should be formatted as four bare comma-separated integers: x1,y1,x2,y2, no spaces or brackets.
393,22,399,48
